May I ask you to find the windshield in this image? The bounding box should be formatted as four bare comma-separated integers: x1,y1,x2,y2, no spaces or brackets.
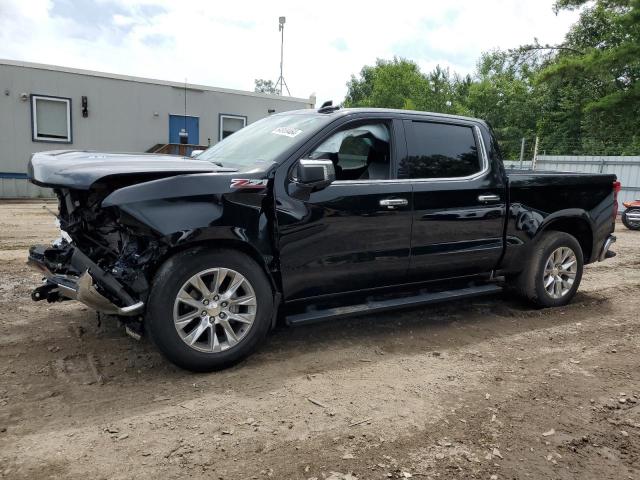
196,113,328,170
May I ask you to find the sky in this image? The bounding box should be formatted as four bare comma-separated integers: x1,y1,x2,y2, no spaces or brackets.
0,0,582,105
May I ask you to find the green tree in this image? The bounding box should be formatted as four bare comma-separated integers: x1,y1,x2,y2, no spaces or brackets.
458,50,544,159
344,58,430,110
344,58,467,113
342,1,640,157
254,79,279,95
536,0,640,153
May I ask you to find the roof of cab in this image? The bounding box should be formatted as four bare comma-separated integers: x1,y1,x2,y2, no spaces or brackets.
279,107,488,126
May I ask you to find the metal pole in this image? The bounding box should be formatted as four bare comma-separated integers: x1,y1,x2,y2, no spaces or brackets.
519,137,525,169
275,17,290,96
280,25,284,96
531,136,539,170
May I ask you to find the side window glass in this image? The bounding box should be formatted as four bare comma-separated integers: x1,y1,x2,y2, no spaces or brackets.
308,123,391,181
400,122,480,179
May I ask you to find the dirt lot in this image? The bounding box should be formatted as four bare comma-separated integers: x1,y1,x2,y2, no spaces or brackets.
0,201,639,480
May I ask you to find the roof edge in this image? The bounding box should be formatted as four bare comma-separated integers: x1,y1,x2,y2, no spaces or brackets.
0,58,314,105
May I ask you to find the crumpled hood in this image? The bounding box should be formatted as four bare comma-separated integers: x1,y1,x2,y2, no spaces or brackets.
28,150,236,189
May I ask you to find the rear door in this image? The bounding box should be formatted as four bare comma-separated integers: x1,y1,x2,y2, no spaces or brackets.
275,117,413,301
402,118,506,281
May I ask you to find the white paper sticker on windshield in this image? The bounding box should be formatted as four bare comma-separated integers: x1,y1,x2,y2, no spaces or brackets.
271,127,302,138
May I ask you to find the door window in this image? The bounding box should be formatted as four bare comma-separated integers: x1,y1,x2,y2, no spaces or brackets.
401,121,480,179
308,123,391,181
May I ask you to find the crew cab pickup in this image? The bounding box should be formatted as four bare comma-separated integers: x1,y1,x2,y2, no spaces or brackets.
27,107,619,371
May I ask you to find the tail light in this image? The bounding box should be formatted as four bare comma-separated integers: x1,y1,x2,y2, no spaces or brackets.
613,181,621,219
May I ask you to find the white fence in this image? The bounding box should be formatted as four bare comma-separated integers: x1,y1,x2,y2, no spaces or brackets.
505,155,640,210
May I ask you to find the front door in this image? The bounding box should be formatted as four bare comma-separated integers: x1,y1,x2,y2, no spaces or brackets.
169,115,199,144
401,118,506,281
276,119,413,301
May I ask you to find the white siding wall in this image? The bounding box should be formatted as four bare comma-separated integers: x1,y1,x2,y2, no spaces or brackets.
0,178,52,198
0,60,314,198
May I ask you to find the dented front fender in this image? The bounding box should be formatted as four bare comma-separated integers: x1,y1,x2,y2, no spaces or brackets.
102,171,275,259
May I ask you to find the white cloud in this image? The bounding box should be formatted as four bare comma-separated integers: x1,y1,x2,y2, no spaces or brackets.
0,0,581,105
112,13,135,27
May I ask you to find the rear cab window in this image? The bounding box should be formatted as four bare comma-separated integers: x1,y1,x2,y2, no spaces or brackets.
400,121,482,179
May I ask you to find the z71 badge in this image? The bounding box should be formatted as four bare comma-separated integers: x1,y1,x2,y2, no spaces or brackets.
230,178,269,189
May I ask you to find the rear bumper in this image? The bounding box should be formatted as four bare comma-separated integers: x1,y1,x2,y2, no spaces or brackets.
598,234,616,262
28,244,144,316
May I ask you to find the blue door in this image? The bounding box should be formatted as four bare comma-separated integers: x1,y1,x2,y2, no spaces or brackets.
169,115,199,144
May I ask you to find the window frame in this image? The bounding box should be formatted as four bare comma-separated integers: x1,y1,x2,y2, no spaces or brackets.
401,120,488,182
296,118,396,184
218,113,247,141
30,94,73,144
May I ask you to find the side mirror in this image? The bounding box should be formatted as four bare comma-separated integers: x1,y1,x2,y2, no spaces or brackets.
190,149,204,158
296,159,335,190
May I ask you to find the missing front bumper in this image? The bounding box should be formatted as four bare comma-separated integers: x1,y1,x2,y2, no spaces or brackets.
28,244,144,316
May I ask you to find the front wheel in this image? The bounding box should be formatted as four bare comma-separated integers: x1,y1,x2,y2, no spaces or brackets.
512,231,584,308
622,208,640,230
146,248,273,372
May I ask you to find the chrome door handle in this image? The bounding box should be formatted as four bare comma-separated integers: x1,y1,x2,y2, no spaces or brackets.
478,194,501,203
379,198,408,207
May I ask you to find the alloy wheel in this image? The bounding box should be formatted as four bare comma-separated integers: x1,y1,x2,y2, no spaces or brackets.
543,247,578,299
172,268,257,353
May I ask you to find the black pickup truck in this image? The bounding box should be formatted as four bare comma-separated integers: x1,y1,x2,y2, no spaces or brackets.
27,107,619,371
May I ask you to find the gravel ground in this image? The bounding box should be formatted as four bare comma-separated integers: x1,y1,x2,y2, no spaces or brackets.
0,201,639,480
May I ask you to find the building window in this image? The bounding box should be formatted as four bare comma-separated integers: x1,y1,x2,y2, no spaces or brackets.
219,114,247,141
31,95,72,143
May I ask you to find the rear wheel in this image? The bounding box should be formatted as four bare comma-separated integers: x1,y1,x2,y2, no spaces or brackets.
147,248,273,371
512,231,584,308
622,208,640,230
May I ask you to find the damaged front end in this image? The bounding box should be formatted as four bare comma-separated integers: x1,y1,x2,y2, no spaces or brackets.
28,244,145,316
28,186,165,318
27,150,274,330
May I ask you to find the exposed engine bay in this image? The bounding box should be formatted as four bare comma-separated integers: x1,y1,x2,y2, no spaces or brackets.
29,185,166,314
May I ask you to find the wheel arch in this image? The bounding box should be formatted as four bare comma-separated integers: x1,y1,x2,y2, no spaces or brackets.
537,213,594,263
158,238,281,295
150,238,282,329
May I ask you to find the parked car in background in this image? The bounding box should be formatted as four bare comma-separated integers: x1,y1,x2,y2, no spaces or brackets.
622,200,640,230
27,106,619,371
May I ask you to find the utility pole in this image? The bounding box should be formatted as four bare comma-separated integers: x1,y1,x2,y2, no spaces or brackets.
274,16,290,96
531,136,539,170
519,138,526,169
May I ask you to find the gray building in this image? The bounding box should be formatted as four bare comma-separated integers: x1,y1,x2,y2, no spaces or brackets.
0,59,315,197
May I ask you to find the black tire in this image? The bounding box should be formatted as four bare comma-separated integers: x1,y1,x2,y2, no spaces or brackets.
146,248,273,372
512,231,584,308
622,209,640,230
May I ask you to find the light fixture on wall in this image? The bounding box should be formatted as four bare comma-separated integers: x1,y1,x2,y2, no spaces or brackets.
20,93,28,101
3,89,9,96
81,96,88,118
